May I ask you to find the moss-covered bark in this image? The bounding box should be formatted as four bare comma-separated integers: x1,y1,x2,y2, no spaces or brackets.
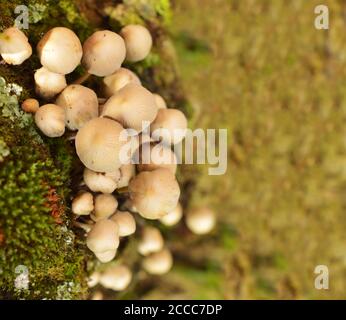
0,0,189,299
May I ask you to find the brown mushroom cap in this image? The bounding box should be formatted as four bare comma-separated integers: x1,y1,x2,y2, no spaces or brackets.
160,203,183,226
117,164,136,188
22,98,39,113
186,207,216,235
137,226,164,256
75,118,127,172
136,142,177,174
34,67,67,100
153,94,167,109
72,192,94,215
151,108,188,145
142,248,173,275
37,27,82,74
86,219,119,253
83,168,120,194
103,68,141,98
120,25,153,62
101,83,157,132
99,265,132,291
91,194,118,221
110,211,136,237
55,84,98,130
129,168,180,219
94,249,117,263
82,30,126,77
34,104,65,138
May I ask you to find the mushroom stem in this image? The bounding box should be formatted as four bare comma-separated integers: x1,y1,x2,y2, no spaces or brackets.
73,221,93,233
73,72,91,85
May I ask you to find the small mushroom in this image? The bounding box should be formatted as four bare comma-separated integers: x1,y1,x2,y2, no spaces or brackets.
103,67,141,98
117,164,136,188
72,192,94,216
151,108,188,145
91,194,118,222
137,226,164,256
101,83,157,132
160,203,183,227
154,94,167,109
87,271,100,288
86,219,119,254
99,265,132,291
37,27,82,74
110,211,136,237
120,25,152,62
75,118,127,172
186,207,216,235
129,168,180,219
0,27,32,65
83,168,120,194
142,248,173,275
34,67,67,100
34,104,65,137
21,98,39,113
90,291,103,300
82,30,126,77
94,249,117,263
55,84,98,130
136,142,177,174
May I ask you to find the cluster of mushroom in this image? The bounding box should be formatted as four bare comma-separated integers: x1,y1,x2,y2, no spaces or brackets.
1,24,216,293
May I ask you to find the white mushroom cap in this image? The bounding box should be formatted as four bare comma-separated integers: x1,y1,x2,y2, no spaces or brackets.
82,30,126,77
87,271,100,288
99,265,132,291
101,83,157,132
72,192,94,216
91,194,118,222
160,203,183,227
83,168,120,194
0,27,32,65
103,68,141,98
151,108,188,145
110,211,136,237
129,168,180,220
120,25,152,62
75,118,127,172
117,163,136,188
186,207,216,235
34,67,67,100
34,104,65,137
136,142,177,174
55,84,98,130
37,27,82,74
86,219,119,253
143,248,173,275
94,249,117,263
154,94,167,109
137,226,164,256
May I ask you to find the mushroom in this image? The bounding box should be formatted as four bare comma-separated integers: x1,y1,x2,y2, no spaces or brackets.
90,291,103,300
34,67,67,100
87,271,100,288
103,67,141,98
86,219,119,254
0,27,32,65
91,194,118,221
110,211,136,237
142,248,173,275
37,27,82,74
137,226,164,256
55,84,98,130
94,249,117,263
151,108,188,145
34,104,65,137
21,98,39,113
72,192,94,216
99,265,132,291
101,83,157,132
136,142,177,174
82,30,126,77
75,118,127,172
83,168,120,194
160,203,183,227
186,207,216,235
120,25,152,62
129,168,180,219
117,164,136,188
154,94,167,109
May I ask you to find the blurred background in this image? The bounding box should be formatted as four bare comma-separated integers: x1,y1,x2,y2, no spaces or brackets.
162,0,346,299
